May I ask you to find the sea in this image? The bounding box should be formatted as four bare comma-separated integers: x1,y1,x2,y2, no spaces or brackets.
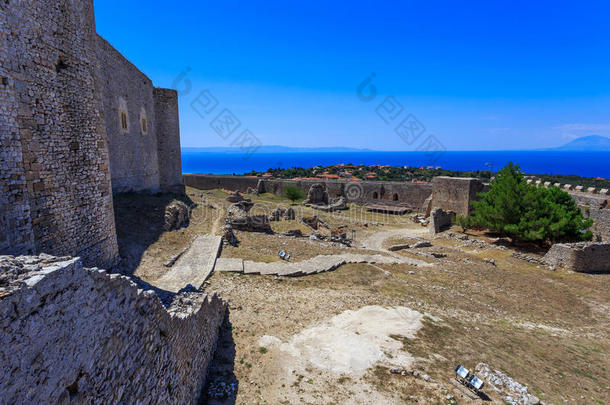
182,150,610,178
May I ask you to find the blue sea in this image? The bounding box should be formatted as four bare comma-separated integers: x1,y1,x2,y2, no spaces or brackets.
182,150,610,178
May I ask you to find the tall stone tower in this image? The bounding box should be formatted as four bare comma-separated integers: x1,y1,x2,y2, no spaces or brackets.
0,0,119,267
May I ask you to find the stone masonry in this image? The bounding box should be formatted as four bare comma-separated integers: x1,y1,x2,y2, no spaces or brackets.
1,0,184,266
0,255,227,403
543,242,610,273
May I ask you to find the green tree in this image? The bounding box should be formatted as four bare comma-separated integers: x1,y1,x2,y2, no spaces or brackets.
466,162,592,244
284,185,305,204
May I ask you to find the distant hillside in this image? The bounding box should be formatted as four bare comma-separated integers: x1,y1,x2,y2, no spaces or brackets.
553,135,610,151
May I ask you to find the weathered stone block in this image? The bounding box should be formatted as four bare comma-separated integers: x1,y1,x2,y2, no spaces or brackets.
543,242,610,273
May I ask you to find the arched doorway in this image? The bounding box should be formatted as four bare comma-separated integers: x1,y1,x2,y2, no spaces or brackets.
372,192,379,199
393,193,399,201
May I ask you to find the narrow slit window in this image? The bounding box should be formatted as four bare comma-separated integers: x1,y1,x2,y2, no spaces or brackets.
141,117,147,134
120,112,128,130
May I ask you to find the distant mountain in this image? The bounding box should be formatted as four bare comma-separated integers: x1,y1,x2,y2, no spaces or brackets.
182,145,374,153
552,135,610,151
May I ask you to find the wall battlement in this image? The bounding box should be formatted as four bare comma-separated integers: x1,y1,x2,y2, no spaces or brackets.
0,255,226,403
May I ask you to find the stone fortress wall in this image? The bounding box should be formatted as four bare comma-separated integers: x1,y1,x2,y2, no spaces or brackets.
183,174,610,241
96,36,184,194
543,242,610,273
0,0,183,266
0,255,226,403
0,0,119,268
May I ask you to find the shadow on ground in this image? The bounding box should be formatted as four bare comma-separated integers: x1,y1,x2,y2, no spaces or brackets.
112,192,194,276
200,311,238,404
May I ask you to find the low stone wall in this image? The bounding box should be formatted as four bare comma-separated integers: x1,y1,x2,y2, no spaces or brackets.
543,242,610,273
183,174,433,210
0,255,226,404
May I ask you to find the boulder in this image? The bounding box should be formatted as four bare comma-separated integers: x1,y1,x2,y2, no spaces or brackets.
229,200,254,214
282,229,303,237
164,200,191,231
221,224,238,246
270,207,286,221
301,215,329,230
284,207,296,220
226,191,245,203
303,183,329,206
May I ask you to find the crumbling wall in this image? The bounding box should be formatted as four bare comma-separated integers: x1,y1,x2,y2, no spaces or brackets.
429,208,455,235
431,177,484,217
568,192,610,242
543,242,610,273
96,35,161,193
0,255,226,404
0,0,118,267
155,88,185,193
182,175,433,209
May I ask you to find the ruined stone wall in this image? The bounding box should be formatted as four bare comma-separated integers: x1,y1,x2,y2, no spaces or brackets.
430,177,484,217
96,35,161,193
542,242,610,273
155,88,185,193
183,174,262,192
183,175,433,209
567,191,610,242
0,0,118,267
0,255,227,403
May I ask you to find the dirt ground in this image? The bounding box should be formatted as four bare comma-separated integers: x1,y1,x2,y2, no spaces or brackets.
115,188,610,404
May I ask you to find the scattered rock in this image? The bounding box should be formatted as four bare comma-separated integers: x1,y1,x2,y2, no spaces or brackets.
221,224,238,246
225,191,245,203
475,363,542,405
282,229,304,238
301,215,329,230
484,258,496,266
164,200,191,231
412,241,432,249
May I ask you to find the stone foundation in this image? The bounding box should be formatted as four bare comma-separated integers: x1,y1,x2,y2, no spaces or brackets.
543,242,610,273
0,255,226,403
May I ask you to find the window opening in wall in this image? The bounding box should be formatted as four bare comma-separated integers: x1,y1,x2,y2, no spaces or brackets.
120,112,128,130
141,117,147,134
393,193,399,201
372,192,379,199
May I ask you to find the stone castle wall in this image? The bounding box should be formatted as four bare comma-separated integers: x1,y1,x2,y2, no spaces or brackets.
430,176,484,217
183,174,434,210
96,35,161,193
0,0,118,267
543,242,610,273
1,0,183,266
155,88,185,193
0,255,227,403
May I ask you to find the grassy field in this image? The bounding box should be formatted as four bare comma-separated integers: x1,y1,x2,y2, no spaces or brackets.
114,187,609,404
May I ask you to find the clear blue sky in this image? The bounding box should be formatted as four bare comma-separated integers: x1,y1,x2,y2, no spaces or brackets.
94,0,610,150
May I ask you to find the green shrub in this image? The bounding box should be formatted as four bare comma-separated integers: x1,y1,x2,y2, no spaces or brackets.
464,162,593,244
284,185,305,203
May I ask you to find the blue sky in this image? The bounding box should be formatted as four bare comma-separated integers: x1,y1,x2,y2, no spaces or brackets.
94,0,610,150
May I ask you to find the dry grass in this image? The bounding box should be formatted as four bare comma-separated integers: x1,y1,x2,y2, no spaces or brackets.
116,188,609,404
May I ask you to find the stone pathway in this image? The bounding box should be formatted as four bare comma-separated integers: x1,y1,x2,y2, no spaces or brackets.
213,253,429,277
153,234,221,292
214,258,244,273
360,227,429,251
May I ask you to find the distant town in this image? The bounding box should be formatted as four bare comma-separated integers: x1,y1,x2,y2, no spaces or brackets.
243,164,610,189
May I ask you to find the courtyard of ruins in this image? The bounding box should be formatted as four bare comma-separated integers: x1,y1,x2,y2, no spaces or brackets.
116,187,610,404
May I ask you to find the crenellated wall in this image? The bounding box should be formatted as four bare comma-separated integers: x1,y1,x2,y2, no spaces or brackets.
0,255,226,404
